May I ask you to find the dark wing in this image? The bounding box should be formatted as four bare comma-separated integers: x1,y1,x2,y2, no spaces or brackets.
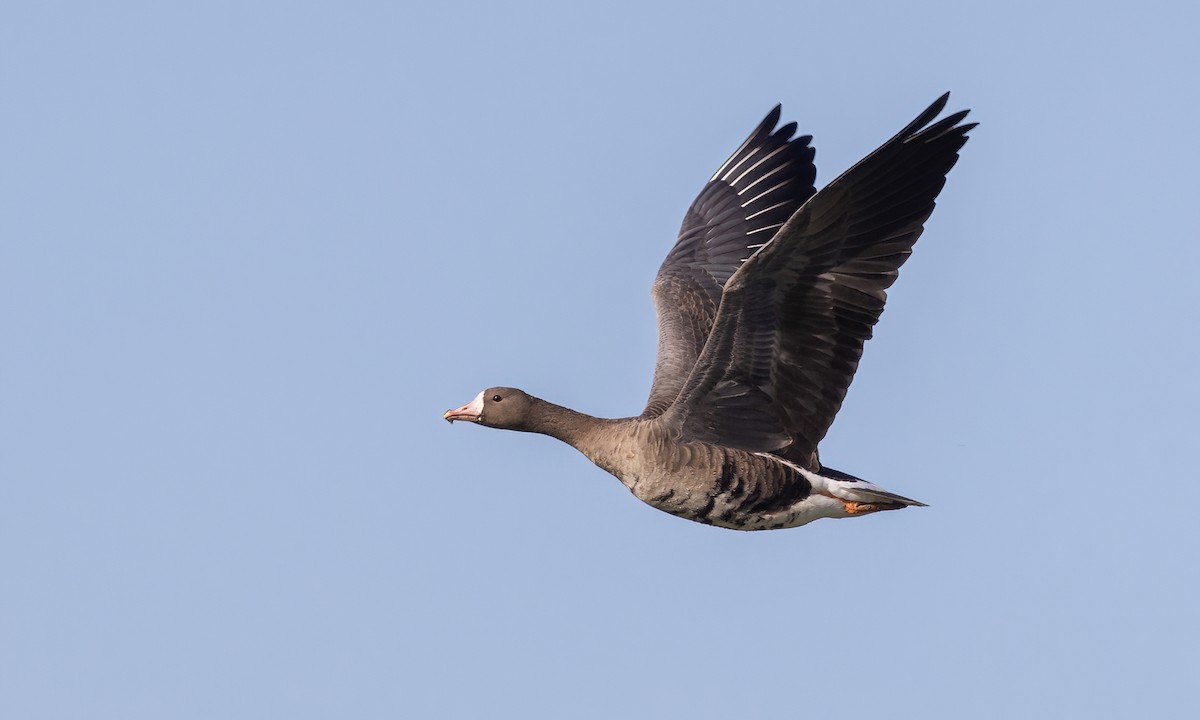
660,94,975,467
642,107,817,418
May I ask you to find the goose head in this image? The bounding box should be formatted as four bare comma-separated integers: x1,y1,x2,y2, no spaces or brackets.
443,387,534,430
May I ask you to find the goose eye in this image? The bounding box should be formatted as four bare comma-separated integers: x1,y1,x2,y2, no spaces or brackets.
492,394,503,402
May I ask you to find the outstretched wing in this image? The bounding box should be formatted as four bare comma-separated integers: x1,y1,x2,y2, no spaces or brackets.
660,94,975,467
642,107,817,418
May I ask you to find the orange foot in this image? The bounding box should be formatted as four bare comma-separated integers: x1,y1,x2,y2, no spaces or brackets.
843,501,871,515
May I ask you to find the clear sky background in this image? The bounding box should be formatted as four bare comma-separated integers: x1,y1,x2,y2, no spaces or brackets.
3,1,1197,718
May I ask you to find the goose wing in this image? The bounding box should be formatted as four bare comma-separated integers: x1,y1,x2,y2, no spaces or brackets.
660,94,975,466
642,107,816,418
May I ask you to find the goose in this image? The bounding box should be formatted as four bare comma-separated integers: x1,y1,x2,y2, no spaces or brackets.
445,94,974,531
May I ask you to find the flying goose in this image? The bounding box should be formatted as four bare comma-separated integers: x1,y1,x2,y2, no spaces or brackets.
446,94,974,530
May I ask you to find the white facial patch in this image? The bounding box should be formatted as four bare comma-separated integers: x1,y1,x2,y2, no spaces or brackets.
464,390,486,418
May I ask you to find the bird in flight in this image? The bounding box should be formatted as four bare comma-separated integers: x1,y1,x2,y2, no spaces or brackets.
446,94,974,530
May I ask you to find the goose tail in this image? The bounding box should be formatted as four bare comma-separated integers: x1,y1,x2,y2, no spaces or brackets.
802,465,927,516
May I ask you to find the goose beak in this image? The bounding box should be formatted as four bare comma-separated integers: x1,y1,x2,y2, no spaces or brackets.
443,391,485,424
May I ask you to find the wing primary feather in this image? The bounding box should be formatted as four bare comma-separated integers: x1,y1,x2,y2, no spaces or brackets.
710,105,782,181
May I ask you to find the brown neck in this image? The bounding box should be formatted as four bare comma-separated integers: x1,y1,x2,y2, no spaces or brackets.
522,396,605,448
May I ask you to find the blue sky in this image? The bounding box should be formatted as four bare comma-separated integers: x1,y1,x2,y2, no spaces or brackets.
3,1,1198,717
